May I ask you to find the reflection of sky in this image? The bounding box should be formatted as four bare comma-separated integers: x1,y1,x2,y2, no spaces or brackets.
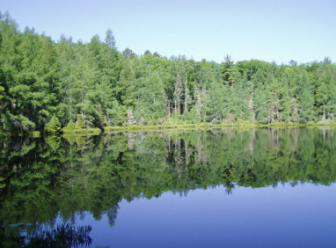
61,183,336,248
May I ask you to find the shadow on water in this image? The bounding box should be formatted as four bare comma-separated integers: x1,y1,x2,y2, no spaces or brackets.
1,127,336,246
0,223,92,248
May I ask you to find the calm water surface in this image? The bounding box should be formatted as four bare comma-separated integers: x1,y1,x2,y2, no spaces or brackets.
1,128,336,247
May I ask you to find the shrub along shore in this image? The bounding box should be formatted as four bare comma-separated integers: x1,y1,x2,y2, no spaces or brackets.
104,122,336,131
24,121,336,137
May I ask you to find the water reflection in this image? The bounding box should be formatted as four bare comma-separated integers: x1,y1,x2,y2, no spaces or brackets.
0,127,336,245
1,223,92,248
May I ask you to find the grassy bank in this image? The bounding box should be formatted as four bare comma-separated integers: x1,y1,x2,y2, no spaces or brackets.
62,128,102,135
16,121,335,137
103,122,336,133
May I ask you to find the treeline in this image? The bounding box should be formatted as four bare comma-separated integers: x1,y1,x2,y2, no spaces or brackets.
1,13,336,133
1,128,336,231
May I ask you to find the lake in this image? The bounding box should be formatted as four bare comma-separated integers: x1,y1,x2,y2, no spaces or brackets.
1,127,336,247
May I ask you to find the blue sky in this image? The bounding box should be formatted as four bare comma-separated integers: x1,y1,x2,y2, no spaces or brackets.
2,0,335,64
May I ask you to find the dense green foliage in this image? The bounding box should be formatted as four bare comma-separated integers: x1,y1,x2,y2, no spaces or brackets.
1,13,336,133
1,127,336,243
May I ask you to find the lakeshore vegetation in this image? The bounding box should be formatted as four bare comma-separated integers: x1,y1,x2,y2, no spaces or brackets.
1,13,336,134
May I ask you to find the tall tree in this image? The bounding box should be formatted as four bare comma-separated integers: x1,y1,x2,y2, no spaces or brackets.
204,81,223,123
105,28,116,48
280,83,292,123
220,55,235,86
134,72,166,122
116,60,136,108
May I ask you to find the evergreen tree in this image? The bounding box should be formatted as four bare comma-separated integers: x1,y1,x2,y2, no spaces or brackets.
235,75,249,120
122,48,135,59
44,115,61,133
296,70,315,123
299,86,315,123
117,60,135,108
254,89,269,123
134,72,166,122
0,15,60,131
254,68,266,90
280,83,292,123
204,81,224,123
316,81,329,121
105,28,116,48
267,76,281,122
220,55,235,86
189,107,200,124
194,84,208,122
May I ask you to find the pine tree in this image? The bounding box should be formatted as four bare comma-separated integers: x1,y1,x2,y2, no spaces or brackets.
189,107,200,124
254,89,269,123
134,72,165,123
44,115,61,133
254,68,266,90
296,70,315,123
280,84,291,123
0,16,60,131
194,84,207,122
315,67,335,121
316,81,329,121
299,86,315,123
105,28,116,48
220,55,235,86
117,60,135,108
267,76,281,122
204,81,224,123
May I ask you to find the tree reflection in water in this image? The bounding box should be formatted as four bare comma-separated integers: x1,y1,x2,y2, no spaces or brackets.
1,223,92,248
1,127,336,245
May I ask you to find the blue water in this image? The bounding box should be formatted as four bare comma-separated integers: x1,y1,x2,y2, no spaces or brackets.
69,183,336,248
3,128,336,247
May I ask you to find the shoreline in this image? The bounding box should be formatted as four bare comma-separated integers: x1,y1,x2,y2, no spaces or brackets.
3,122,336,138
25,122,336,137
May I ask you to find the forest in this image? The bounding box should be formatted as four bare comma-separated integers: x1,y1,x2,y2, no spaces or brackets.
1,12,336,133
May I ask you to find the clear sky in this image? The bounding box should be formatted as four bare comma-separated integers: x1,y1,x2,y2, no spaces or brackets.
2,0,335,64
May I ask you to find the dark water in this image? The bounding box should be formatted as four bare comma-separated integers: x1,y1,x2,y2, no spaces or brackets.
1,127,336,247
